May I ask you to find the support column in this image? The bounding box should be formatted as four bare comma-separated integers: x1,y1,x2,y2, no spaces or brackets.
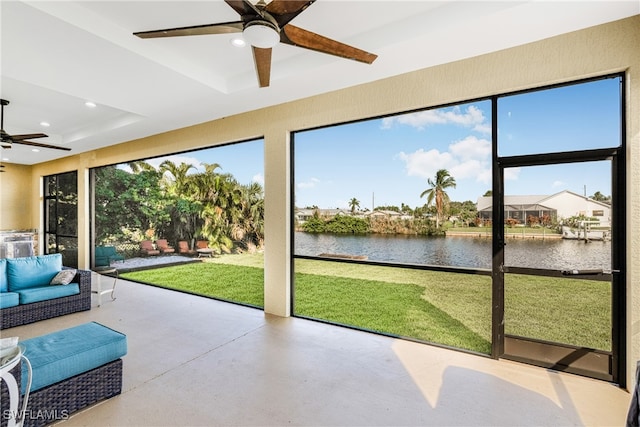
263,130,291,317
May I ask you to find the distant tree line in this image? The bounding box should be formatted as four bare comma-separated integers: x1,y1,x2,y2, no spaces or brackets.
300,169,611,235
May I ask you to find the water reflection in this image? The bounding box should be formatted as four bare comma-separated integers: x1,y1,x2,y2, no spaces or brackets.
294,232,611,271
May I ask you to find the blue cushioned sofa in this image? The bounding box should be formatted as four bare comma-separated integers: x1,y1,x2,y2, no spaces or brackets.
0,254,91,329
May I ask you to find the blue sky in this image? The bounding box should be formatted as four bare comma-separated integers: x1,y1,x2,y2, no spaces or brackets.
137,139,265,187
130,77,620,211
294,77,620,209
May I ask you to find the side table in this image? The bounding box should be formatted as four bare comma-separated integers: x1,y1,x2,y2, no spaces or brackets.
92,267,118,307
197,248,214,258
1,345,31,427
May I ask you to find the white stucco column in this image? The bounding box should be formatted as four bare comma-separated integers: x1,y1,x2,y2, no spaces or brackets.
263,129,291,317
77,167,90,269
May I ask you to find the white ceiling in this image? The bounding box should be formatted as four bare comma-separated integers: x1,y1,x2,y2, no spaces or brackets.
1,0,638,165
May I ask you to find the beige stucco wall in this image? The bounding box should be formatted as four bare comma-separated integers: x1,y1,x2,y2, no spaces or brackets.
1,15,638,386
0,163,33,230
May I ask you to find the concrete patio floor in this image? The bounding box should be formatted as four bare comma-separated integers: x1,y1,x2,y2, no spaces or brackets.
4,278,632,426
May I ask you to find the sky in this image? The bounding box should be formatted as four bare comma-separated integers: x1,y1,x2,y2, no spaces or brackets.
124,76,620,211
294,76,620,210
127,138,265,187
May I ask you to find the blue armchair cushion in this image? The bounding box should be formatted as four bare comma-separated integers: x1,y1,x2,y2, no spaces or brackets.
0,259,7,292
17,283,80,305
0,292,19,309
21,322,128,392
7,254,63,291
95,246,124,267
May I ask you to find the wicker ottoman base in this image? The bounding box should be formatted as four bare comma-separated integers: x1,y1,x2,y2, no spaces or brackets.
23,359,122,427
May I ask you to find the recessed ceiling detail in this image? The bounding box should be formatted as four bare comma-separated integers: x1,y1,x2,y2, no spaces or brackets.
133,0,377,88
1,0,637,165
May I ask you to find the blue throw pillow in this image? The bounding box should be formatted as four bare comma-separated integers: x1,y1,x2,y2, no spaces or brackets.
7,254,63,291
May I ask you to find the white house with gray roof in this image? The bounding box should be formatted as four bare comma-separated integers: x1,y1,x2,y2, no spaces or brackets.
476,190,611,227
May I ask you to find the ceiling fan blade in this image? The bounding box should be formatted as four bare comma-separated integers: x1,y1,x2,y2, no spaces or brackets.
282,25,377,64
12,140,71,151
134,21,243,38
225,0,261,18
265,1,315,27
8,132,48,141
252,46,272,88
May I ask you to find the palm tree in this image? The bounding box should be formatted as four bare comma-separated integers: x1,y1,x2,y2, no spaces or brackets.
127,160,155,173
348,197,360,214
233,182,264,252
420,169,457,228
157,160,200,244
159,160,195,195
184,163,223,202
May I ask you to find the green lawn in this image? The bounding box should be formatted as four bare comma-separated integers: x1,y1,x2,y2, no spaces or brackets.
121,254,611,354
121,262,265,307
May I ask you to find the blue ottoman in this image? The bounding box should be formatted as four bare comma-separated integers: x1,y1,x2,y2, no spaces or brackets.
19,322,127,427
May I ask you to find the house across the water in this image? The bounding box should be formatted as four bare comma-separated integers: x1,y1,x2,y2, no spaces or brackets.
476,190,611,227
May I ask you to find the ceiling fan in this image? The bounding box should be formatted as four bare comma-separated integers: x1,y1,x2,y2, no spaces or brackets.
0,99,71,152
134,0,377,88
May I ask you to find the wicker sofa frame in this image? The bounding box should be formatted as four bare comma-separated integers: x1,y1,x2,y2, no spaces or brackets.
1,359,122,427
0,268,91,330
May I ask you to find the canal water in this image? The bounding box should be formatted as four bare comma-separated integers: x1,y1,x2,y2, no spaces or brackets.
294,231,611,271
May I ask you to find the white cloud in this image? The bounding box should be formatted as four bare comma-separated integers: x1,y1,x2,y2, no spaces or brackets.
382,105,488,132
117,155,204,175
449,136,491,162
504,167,521,181
397,149,454,179
146,155,204,173
398,135,492,184
473,123,491,135
298,177,321,189
450,159,488,182
252,173,264,185
552,180,565,188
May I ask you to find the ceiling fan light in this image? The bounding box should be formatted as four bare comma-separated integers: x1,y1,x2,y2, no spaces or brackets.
230,37,246,47
243,21,279,49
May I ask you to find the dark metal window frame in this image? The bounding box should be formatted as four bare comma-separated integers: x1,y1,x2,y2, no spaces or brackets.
492,73,625,385
289,72,626,385
87,137,265,276
43,171,79,268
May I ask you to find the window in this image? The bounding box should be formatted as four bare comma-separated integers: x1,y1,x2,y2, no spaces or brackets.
293,100,493,352
43,171,78,268
91,140,265,307
291,73,625,383
498,77,621,156
495,74,624,383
